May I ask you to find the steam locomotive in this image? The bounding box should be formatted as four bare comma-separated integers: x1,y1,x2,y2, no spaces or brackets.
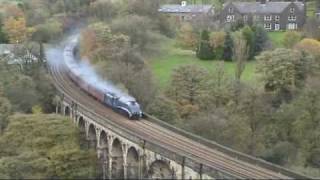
63,37,143,120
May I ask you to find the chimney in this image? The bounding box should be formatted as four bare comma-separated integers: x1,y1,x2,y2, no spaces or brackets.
181,1,187,7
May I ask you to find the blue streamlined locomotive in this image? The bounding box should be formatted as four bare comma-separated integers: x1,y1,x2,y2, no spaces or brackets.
63,37,143,119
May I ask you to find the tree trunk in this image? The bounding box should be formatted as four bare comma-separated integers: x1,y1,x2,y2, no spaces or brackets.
39,42,44,64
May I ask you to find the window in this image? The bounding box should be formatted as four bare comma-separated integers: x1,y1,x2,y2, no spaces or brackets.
290,7,295,13
275,15,280,21
243,15,248,22
130,101,136,105
229,7,234,13
226,15,235,22
287,23,297,30
288,15,296,21
264,15,272,21
264,23,271,30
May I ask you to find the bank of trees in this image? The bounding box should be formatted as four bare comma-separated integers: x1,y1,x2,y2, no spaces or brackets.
148,47,320,175
0,114,97,179
78,0,172,108
169,15,319,175
0,48,56,114
1,0,320,177
76,1,320,176
0,42,96,178
177,24,270,61
150,41,320,176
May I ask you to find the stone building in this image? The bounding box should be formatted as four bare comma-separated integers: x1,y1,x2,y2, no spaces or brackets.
158,1,214,23
219,0,306,31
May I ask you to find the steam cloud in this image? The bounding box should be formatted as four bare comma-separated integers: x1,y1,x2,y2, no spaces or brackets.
45,35,136,102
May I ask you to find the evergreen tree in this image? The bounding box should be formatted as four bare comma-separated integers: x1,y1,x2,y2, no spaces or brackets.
0,97,11,134
231,19,244,32
196,30,214,60
223,32,233,61
242,26,255,60
0,17,8,43
254,26,268,55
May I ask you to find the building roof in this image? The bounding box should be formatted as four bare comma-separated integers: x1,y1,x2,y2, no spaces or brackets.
228,1,304,14
0,44,38,65
0,44,15,55
158,4,213,14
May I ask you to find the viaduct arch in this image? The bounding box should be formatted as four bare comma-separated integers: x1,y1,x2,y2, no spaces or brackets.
60,104,188,179
55,96,305,180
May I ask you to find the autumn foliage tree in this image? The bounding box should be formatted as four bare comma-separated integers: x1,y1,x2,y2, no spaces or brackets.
4,4,24,19
89,0,119,22
210,31,225,59
111,15,164,55
147,95,179,124
283,31,302,48
256,48,311,98
235,88,271,155
0,114,97,179
80,22,114,61
4,17,29,44
295,38,320,61
80,28,97,59
167,65,209,118
176,22,198,50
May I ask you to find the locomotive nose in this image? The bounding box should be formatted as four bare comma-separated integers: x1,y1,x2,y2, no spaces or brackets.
133,112,142,119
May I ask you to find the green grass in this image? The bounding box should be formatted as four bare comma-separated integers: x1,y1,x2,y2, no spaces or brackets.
151,31,291,89
150,41,258,89
268,31,286,48
307,0,317,17
0,0,22,4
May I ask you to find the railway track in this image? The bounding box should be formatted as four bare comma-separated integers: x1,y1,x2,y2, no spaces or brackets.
49,62,293,179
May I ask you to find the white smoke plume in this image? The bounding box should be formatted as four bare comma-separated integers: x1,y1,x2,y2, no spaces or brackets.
45,35,136,102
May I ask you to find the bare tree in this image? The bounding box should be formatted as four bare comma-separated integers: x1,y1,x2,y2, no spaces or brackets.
210,61,230,108
303,17,320,40
0,97,11,134
232,32,249,104
233,32,249,82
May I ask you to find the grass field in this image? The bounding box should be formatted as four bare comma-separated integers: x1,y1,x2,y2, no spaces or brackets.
151,30,290,89
307,0,317,17
268,31,286,48
150,41,257,89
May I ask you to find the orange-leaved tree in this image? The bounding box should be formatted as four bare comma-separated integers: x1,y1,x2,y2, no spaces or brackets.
295,38,320,60
4,17,29,44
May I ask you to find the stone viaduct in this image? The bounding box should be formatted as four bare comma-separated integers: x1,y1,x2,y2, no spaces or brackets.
59,95,215,179
55,90,310,180
46,35,311,180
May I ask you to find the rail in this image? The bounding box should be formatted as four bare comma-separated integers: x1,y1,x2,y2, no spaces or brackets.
144,113,311,179
48,54,311,179
54,73,240,178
